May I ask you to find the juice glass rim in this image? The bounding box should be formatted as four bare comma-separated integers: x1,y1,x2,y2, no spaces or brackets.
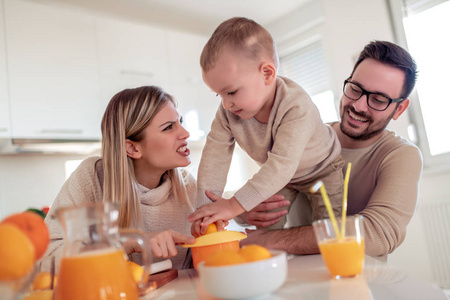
312,214,363,226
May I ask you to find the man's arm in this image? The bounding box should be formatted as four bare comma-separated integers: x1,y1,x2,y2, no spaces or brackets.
241,226,319,255
356,144,423,257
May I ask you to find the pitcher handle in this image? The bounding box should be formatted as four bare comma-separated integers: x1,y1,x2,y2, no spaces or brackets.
118,229,156,296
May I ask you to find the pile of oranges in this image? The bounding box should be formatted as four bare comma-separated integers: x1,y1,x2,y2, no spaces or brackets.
0,211,50,281
195,223,273,267
204,244,272,267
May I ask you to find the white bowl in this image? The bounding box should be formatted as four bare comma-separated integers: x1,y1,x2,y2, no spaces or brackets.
197,250,287,299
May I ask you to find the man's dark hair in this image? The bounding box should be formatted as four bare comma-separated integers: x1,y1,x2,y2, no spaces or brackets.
351,40,417,98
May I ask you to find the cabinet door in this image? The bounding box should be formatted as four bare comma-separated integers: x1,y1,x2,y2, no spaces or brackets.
96,17,170,111
0,0,10,138
4,0,101,140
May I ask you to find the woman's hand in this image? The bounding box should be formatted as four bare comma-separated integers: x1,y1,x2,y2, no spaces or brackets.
147,230,195,259
123,230,195,259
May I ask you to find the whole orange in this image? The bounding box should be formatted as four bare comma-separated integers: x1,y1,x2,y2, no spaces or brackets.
31,272,57,291
239,245,272,262
22,290,53,300
1,212,50,260
0,223,35,280
204,249,246,267
127,261,144,284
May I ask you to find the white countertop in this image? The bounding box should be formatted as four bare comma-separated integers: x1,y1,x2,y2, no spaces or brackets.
142,254,448,300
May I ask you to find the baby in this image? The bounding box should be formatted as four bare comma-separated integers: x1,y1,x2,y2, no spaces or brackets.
189,17,344,234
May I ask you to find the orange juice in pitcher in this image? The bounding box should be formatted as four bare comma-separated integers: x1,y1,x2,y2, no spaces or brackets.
55,248,137,300
53,203,154,300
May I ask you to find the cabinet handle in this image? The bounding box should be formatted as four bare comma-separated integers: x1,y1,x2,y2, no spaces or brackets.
120,70,154,78
40,129,83,134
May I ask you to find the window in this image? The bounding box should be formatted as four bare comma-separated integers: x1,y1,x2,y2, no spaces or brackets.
278,40,338,123
65,160,82,179
389,0,450,167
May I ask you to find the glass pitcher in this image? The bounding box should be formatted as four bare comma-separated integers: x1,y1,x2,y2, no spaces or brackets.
53,202,153,300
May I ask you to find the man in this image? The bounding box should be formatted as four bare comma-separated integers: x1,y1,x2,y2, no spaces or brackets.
239,40,422,260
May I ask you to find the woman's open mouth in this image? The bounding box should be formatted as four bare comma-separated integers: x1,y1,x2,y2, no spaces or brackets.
177,145,190,156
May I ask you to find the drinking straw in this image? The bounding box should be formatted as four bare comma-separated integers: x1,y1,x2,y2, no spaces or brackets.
341,163,352,239
310,181,342,241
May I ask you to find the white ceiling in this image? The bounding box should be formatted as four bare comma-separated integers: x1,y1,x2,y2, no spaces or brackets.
44,0,312,35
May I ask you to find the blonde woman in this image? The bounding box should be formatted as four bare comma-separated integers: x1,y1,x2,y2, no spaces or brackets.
43,86,196,270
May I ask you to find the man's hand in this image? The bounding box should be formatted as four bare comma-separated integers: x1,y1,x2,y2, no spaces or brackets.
238,195,290,227
188,191,245,227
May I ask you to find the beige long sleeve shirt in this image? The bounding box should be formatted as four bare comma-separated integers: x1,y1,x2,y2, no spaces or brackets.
42,156,196,270
338,128,423,258
197,76,341,211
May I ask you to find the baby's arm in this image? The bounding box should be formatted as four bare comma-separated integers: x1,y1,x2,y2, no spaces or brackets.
196,107,235,208
188,191,245,227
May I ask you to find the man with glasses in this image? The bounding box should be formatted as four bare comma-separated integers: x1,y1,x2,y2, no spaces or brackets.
239,41,422,260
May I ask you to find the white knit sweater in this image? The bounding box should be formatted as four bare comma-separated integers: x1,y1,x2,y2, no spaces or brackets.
42,156,196,271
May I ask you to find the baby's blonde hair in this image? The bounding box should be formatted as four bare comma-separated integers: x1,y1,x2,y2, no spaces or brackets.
200,17,278,72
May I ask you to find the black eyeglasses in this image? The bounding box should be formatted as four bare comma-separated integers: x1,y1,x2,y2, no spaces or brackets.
343,79,405,111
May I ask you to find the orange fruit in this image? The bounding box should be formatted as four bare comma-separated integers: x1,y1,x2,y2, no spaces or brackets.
0,223,35,280
239,245,272,262
204,223,218,235
31,272,57,291
22,290,53,300
204,249,246,267
127,261,143,284
1,212,50,260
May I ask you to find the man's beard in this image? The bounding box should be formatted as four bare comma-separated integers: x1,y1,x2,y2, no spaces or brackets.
340,105,395,141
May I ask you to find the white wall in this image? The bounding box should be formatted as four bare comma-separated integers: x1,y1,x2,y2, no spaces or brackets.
0,153,96,217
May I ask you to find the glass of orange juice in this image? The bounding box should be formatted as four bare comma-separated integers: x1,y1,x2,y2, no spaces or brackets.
312,215,364,279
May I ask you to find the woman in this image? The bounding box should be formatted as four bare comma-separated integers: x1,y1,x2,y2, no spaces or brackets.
43,86,196,270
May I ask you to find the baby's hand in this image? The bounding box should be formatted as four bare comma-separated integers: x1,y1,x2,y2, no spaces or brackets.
191,219,203,238
188,191,245,227
191,218,230,237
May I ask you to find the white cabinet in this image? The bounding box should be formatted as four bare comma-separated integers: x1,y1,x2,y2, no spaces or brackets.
96,17,170,110
0,0,10,138
4,0,101,140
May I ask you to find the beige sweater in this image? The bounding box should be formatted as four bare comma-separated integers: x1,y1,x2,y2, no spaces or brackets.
338,127,423,258
42,156,196,271
197,76,341,211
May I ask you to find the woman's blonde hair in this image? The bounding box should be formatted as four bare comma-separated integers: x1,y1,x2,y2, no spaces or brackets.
200,17,278,72
101,86,189,228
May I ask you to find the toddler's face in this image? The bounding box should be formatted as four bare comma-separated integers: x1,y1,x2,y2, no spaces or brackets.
202,48,274,121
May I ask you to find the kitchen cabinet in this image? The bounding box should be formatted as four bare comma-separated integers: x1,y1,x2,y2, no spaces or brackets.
0,0,10,138
96,17,170,110
4,0,101,140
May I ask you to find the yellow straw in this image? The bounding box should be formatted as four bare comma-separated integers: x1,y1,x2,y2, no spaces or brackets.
341,163,352,239
310,181,342,240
